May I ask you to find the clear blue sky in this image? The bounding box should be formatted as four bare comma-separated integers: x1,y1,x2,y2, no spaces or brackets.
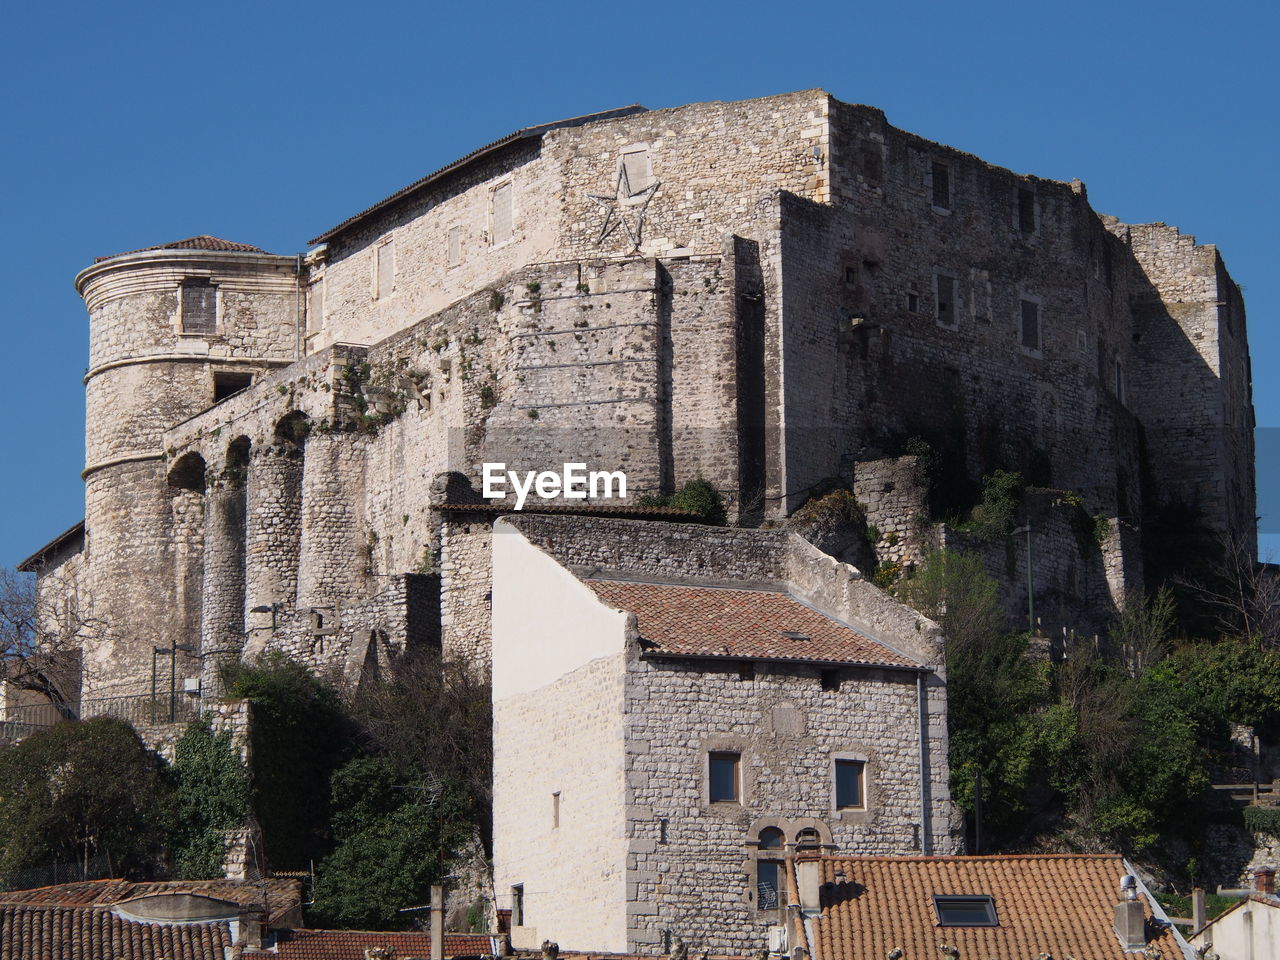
2,0,1277,567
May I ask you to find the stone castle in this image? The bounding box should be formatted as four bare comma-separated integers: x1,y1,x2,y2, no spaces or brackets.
14,90,1255,954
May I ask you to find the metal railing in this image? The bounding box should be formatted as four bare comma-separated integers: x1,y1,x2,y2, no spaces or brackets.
0,691,202,743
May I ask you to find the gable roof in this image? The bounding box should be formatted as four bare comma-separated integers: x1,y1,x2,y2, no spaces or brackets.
585,579,919,669
308,105,648,245
808,854,1184,960
95,235,269,262
16,520,84,572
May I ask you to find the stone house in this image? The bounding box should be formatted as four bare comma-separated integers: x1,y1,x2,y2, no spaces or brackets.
491,514,960,955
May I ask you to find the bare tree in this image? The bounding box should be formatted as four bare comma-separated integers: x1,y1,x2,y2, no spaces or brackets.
0,566,92,713
1177,533,1280,644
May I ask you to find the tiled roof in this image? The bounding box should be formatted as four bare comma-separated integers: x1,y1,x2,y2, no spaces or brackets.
585,579,918,668
95,235,268,262
0,877,300,924
242,928,499,959
808,854,1184,960
308,105,648,245
0,904,233,959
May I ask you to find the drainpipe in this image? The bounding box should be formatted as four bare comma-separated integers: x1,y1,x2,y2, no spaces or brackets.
917,671,931,855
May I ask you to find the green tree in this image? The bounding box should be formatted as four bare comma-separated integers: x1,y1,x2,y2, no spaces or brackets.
221,654,351,870
0,717,175,878
310,756,471,929
171,717,251,879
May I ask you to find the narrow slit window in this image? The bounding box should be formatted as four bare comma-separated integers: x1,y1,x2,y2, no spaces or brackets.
931,161,951,209
447,226,461,267
1018,188,1036,234
1020,299,1040,351
308,280,324,332
492,182,513,244
375,241,395,300
180,278,216,334
936,274,956,328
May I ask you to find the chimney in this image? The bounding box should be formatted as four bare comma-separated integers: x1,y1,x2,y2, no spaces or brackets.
1192,888,1207,931
1254,868,1275,895
1114,876,1145,951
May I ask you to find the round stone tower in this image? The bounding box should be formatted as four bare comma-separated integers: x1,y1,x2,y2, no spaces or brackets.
74,237,300,700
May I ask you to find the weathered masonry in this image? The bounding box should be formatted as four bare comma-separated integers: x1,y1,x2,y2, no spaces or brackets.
19,89,1252,710
490,515,959,954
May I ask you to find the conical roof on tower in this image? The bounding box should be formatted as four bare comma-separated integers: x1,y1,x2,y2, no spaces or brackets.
94,235,269,262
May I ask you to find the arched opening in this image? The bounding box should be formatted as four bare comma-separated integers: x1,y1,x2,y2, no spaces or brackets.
166,452,207,493
274,411,310,450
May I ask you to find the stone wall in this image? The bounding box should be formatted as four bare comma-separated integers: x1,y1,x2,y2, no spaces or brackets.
623,657,956,954
492,516,958,955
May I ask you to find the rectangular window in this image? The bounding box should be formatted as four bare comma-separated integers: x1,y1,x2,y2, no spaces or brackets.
375,241,395,300
180,278,216,334
1018,188,1036,234
447,226,462,267
936,274,956,328
709,751,740,803
492,182,513,244
213,372,253,403
308,280,324,332
757,860,782,910
933,895,998,926
835,759,864,809
821,669,840,692
1020,299,1040,351
907,292,920,313
931,161,951,209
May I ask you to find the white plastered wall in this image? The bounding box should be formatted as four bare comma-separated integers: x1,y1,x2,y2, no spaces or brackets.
491,518,632,953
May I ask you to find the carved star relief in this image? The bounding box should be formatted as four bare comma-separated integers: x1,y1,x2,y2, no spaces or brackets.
588,164,660,251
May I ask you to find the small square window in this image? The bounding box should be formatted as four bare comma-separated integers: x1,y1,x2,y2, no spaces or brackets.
738,662,755,682
933,895,998,926
1020,299,1041,351
709,751,740,803
931,161,951,209
835,759,864,809
821,669,840,692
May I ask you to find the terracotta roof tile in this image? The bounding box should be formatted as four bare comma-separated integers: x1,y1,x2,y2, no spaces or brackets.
243,928,499,959
809,854,1184,960
95,235,268,262
0,903,233,959
586,579,918,668
0,877,300,924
